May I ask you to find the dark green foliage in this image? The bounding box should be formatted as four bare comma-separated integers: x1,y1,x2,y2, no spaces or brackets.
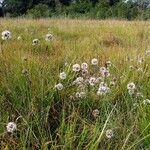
27,4,51,18
0,0,150,19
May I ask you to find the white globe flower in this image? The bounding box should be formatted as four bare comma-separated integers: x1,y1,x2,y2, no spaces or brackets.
99,67,107,73
6,122,17,133
91,58,98,65
59,72,67,80
45,33,53,41
145,50,150,56
1,30,12,40
97,85,110,96
89,77,96,86
127,82,136,90
106,129,114,139
32,39,40,45
72,64,80,72
81,62,88,70
101,69,110,78
55,83,63,90
92,109,99,118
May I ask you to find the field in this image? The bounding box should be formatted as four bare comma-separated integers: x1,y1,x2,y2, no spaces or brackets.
0,19,150,150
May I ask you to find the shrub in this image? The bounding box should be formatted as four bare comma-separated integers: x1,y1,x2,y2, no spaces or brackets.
27,4,51,19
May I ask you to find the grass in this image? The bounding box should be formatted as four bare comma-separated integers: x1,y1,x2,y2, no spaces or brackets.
0,18,150,150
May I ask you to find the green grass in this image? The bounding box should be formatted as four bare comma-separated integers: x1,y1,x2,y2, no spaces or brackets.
0,18,150,150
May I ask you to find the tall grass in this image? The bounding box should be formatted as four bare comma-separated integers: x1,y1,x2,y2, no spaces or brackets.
0,18,150,150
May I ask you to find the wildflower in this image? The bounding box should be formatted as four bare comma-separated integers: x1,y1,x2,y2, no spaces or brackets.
55,83,63,90
91,58,98,65
45,33,53,41
127,82,136,95
138,58,144,64
32,39,39,45
81,62,88,70
110,81,115,86
97,85,110,96
22,69,28,75
95,77,103,84
73,77,84,85
127,82,136,91
106,129,114,139
17,36,22,40
59,72,67,80
81,69,88,76
75,91,86,99
99,67,107,73
99,82,107,87
89,77,96,86
106,61,112,67
101,69,110,78
92,109,99,118
129,66,134,70
143,99,150,105
22,56,27,62
1,30,11,40
145,50,150,56
72,64,80,72
6,122,17,133
137,68,143,72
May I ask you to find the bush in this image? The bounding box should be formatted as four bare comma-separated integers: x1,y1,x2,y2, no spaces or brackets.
27,4,51,19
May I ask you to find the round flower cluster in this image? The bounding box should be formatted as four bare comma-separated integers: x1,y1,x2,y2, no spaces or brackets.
106,129,114,139
6,122,17,133
127,82,136,95
32,39,40,45
59,72,67,80
97,83,110,96
92,109,99,118
1,30,12,40
45,33,53,41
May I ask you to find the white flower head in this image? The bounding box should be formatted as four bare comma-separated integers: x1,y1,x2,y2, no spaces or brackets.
100,67,107,73
73,77,84,85
81,62,88,70
45,33,53,41
143,99,150,105
22,69,28,75
81,69,88,77
101,69,110,78
32,39,39,45
91,58,98,65
59,72,67,80
89,77,96,86
2,30,12,40
72,64,80,72
106,129,114,139
97,85,110,96
75,91,86,99
6,122,17,133
92,109,99,118
127,82,136,90
145,50,150,56
55,83,63,90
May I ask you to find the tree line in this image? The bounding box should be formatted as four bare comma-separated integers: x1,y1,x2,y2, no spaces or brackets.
0,0,150,20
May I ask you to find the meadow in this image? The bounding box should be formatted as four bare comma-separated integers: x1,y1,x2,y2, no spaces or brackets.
0,19,150,150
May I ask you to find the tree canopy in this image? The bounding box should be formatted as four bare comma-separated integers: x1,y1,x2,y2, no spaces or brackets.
0,0,150,19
